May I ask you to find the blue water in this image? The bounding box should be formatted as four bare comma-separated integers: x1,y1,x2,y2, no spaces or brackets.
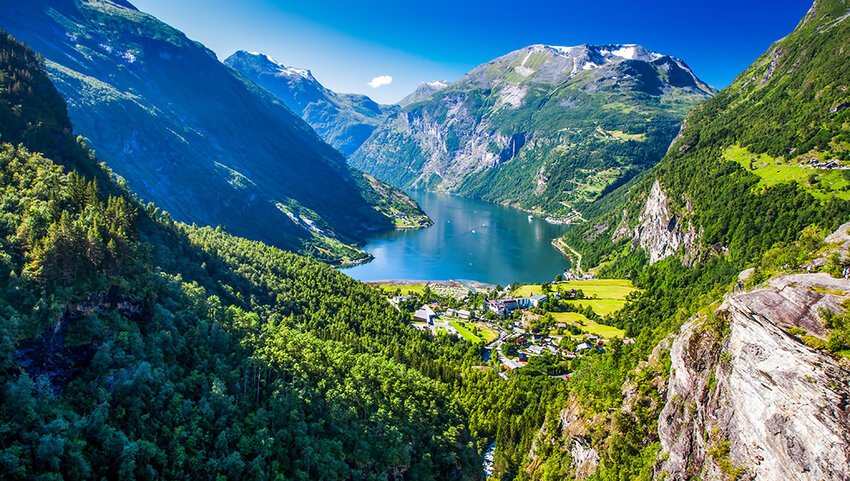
341,191,571,285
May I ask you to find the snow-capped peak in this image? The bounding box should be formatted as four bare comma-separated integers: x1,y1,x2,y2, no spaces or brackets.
238,51,313,80
425,80,449,89
547,44,663,62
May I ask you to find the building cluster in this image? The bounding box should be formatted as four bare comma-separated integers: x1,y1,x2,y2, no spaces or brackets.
430,283,469,300
387,294,417,310
486,294,548,316
806,158,843,169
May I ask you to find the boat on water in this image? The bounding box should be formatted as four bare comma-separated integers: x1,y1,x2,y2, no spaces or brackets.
528,215,534,221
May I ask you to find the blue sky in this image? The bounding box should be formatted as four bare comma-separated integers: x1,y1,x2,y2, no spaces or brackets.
130,0,813,104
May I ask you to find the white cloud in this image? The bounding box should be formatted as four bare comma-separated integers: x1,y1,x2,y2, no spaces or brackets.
368,75,393,88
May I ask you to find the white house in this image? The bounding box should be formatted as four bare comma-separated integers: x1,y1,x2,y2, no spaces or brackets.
446,308,472,320
413,305,437,324
528,294,548,307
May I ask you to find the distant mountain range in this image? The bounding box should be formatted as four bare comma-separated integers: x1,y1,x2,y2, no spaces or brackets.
225,51,399,157
349,43,716,218
0,0,427,263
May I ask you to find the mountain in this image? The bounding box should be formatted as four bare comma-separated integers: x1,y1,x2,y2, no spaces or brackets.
0,0,428,264
567,0,850,272
350,43,715,219
399,80,450,107
0,30,481,480
520,1,850,479
225,51,399,157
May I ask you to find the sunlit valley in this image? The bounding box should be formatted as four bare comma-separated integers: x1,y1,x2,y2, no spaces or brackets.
0,0,849,479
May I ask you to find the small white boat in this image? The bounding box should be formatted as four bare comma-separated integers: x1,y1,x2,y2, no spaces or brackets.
528,215,534,221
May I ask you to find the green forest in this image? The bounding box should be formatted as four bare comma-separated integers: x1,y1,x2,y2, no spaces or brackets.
0,31,581,480
2,0,850,477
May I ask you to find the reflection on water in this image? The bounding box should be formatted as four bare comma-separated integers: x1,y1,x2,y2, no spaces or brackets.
341,191,571,284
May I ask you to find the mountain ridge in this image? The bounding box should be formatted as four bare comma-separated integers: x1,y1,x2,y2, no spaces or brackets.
524,1,850,478
225,50,398,157
349,42,716,218
0,0,427,264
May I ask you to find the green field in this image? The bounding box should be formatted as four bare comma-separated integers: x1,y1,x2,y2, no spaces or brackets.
514,279,636,300
563,299,627,316
474,323,498,343
725,144,850,201
551,312,626,339
450,321,484,343
446,321,498,344
373,283,426,295
514,279,637,317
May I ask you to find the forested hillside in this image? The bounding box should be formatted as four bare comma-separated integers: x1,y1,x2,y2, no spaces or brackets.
4,0,850,478
566,0,850,275
515,1,850,478
0,31,481,480
0,31,579,481
0,0,427,265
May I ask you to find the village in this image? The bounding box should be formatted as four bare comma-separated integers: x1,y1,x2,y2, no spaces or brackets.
374,276,637,379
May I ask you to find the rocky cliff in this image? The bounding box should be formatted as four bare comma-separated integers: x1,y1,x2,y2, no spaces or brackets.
613,179,702,264
658,272,850,480
522,221,850,481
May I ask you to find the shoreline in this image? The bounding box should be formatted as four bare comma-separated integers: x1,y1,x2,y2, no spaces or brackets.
406,189,583,225
333,255,373,269
365,279,498,292
551,238,583,275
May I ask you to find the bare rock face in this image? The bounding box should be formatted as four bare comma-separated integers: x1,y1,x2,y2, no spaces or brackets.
657,274,850,480
611,209,631,242
558,398,602,479
570,438,600,479
524,396,601,480
734,273,850,337
824,221,850,263
631,180,701,264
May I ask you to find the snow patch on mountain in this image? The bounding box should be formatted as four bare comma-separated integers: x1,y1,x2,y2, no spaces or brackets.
240,51,313,80
549,43,663,65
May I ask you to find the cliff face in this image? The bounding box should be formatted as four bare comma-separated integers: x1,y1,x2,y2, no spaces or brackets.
658,273,850,480
615,180,702,264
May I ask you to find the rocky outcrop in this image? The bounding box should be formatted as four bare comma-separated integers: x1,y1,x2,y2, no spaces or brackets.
631,180,701,264
16,289,147,394
523,396,601,480
570,438,600,479
657,273,850,480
